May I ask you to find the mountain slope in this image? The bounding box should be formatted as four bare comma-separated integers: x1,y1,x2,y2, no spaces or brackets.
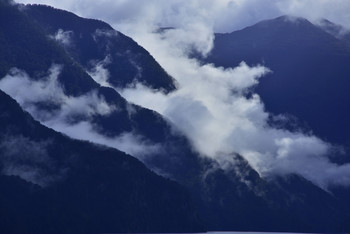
23,4,176,92
187,155,350,232
0,0,201,187
206,16,350,149
0,1,205,232
0,90,204,233
0,0,184,162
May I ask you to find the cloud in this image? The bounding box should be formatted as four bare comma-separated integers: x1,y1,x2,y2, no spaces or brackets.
0,65,114,121
93,28,118,42
87,55,113,88
16,0,350,34
44,121,162,159
0,135,66,186
118,57,350,190
0,65,161,159
50,29,74,48
115,20,350,190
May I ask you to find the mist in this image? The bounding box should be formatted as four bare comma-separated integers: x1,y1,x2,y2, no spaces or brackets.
0,135,66,186
17,0,350,34
0,65,161,159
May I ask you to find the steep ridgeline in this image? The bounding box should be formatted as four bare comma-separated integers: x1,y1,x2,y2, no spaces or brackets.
205,16,350,153
317,18,350,42
0,1,204,233
1,2,350,233
0,90,203,233
24,4,176,92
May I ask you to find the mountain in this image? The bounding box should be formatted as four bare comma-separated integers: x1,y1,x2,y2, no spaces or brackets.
24,4,176,92
186,155,350,233
205,16,350,151
0,0,187,169
0,1,212,199
0,1,205,232
0,89,203,233
1,2,350,233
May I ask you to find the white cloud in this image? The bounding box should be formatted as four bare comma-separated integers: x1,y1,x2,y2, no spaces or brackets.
116,22,350,190
50,29,74,47
93,28,118,41
0,65,114,121
44,121,162,159
0,65,161,159
87,55,113,88
17,0,350,34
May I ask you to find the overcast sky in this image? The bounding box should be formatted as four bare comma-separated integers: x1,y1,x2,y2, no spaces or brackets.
16,0,350,33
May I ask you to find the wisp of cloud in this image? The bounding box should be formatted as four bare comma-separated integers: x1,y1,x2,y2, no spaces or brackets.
0,65,161,159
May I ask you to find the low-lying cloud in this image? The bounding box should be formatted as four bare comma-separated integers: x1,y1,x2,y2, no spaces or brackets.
117,24,350,190
87,55,113,87
0,135,66,186
50,29,74,48
46,121,162,160
0,65,114,121
0,65,161,158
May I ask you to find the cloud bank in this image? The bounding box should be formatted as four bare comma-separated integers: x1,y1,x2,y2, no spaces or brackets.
0,65,161,159
17,0,350,34
118,30,350,189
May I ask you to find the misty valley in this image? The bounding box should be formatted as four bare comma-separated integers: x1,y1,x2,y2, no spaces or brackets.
1,0,350,233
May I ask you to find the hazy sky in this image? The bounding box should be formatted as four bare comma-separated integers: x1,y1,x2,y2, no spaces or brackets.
16,0,350,33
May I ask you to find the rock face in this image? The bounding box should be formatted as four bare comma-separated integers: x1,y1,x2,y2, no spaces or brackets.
1,1,350,232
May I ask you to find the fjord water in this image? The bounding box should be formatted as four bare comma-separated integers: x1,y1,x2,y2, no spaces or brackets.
191,232,311,234
152,232,312,234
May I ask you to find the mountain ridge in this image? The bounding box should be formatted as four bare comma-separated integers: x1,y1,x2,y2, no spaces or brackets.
23,3,177,93
0,89,204,233
206,15,350,149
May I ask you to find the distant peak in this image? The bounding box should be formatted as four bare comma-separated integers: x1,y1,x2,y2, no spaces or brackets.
318,18,334,25
250,15,315,30
316,18,350,39
277,15,307,22
269,15,311,25
316,18,341,30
